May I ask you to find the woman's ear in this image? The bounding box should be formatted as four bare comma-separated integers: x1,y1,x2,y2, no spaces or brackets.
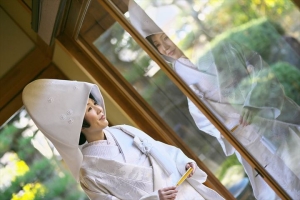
81,127,88,135
81,127,88,133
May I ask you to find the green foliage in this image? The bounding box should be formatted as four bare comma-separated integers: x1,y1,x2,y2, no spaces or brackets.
0,124,16,155
124,55,149,84
237,61,300,106
141,70,169,103
208,18,284,63
178,31,196,51
269,62,300,105
1,158,54,199
205,0,295,34
16,136,35,161
215,154,242,181
0,112,88,200
42,171,86,200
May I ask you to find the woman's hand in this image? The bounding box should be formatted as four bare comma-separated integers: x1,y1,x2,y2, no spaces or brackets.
158,186,177,200
185,162,196,178
239,107,259,127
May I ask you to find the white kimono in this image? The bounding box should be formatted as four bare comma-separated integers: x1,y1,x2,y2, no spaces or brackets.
79,125,224,200
174,42,300,199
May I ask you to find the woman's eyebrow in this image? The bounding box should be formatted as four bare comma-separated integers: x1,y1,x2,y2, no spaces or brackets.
159,33,165,40
152,39,158,44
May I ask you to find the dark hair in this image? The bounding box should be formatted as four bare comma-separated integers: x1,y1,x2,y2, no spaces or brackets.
79,93,96,145
146,35,157,50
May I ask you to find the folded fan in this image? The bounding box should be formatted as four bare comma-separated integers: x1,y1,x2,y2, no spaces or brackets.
176,167,193,186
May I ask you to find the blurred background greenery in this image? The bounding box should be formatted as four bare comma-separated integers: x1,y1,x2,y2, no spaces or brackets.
0,110,88,200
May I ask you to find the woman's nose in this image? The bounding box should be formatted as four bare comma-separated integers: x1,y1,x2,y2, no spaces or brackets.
95,106,103,114
162,41,169,50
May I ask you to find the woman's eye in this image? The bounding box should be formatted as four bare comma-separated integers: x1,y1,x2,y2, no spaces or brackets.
88,107,92,112
164,36,168,41
94,102,97,105
155,44,160,48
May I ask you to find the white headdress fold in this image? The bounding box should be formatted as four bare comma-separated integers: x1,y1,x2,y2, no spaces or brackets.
22,79,105,181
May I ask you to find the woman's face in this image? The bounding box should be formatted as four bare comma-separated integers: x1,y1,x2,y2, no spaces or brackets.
151,33,184,60
83,98,108,133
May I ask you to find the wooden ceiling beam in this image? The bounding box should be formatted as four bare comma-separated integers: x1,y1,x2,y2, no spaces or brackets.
0,63,67,126
0,48,51,111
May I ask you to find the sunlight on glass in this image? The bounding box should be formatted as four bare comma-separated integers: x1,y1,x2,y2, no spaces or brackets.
31,131,54,159
198,13,206,21
144,60,160,77
118,48,139,62
110,38,117,45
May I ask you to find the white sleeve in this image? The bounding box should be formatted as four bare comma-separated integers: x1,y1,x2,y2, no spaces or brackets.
188,98,235,156
156,141,195,172
155,141,225,200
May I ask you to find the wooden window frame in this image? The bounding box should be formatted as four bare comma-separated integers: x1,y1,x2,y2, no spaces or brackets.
58,0,235,198
59,0,300,199
98,0,291,199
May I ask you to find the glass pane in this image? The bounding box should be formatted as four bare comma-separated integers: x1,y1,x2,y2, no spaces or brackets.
0,108,88,199
79,0,256,199
127,0,300,199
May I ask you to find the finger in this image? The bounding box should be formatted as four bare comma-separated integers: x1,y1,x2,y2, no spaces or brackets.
239,109,246,124
246,112,253,125
186,163,192,177
186,163,196,177
164,193,177,200
162,189,178,196
244,110,253,126
185,163,190,170
158,188,176,199
188,168,193,177
159,191,177,200
161,186,176,192
242,109,250,127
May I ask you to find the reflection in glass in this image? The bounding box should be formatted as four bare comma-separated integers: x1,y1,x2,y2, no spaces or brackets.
0,109,87,199
79,0,256,199
128,0,300,199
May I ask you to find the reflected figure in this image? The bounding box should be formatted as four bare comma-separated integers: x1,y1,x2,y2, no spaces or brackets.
22,79,225,200
129,0,300,199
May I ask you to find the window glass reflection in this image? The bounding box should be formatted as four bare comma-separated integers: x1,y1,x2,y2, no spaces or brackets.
129,0,300,199
79,0,257,199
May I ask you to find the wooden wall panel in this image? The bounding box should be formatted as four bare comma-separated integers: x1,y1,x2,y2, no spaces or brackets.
0,92,23,127
0,63,68,126
0,48,51,111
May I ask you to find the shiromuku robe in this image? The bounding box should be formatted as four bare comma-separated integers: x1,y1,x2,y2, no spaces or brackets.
175,41,300,199
79,125,224,200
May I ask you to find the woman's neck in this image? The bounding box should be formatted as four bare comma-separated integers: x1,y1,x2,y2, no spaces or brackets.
86,130,106,143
